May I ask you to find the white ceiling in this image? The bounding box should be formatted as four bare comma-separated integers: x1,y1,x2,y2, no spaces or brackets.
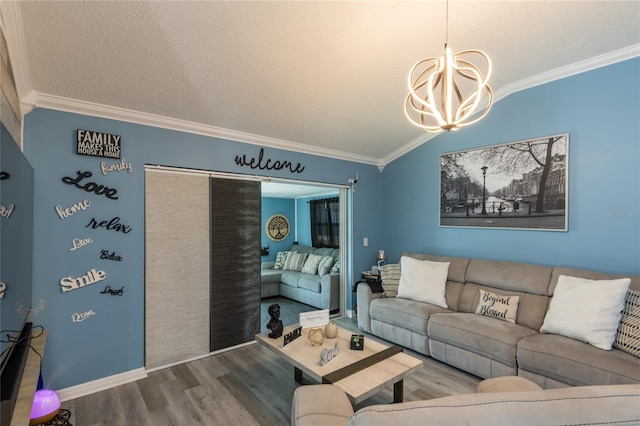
3,1,639,167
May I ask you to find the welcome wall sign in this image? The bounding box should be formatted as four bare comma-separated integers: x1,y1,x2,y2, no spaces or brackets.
77,129,121,159
235,147,305,174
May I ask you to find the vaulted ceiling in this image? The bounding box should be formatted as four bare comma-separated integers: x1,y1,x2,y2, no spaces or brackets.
2,1,639,167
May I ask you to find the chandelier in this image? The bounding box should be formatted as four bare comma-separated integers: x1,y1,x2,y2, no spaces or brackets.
404,1,493,132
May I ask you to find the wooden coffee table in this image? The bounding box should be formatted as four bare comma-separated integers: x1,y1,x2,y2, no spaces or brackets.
255,324,423,404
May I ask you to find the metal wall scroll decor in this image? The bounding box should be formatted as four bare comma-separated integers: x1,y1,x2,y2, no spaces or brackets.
100,250,123,261
100,286,124,296
85,217,132,234
76,129,121,159
234,147,305,173
62,171,119,200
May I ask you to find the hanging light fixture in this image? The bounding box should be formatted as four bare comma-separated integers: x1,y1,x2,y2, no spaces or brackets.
404,0,493,132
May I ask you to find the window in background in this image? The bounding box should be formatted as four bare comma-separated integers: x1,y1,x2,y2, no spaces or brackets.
310,197,339,248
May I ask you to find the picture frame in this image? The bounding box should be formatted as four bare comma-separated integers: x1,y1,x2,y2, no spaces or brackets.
440,134,568,231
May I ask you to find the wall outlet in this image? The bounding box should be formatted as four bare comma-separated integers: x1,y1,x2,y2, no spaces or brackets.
363,237,368,246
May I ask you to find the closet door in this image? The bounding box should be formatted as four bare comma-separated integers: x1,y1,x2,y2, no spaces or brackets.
210,178,261,351
145,170,210,369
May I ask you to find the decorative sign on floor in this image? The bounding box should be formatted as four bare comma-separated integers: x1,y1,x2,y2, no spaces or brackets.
300,309,329,328
283,326,302,347
76,129,121,159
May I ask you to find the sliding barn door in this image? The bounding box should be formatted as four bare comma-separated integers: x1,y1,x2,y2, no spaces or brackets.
145,170,211,369
210,178,261,351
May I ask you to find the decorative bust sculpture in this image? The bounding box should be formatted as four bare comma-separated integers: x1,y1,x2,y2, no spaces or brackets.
267,303,283,339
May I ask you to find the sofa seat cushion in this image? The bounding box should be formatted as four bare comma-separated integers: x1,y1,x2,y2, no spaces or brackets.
298,274,322,293
517,333,640,386
281,272,302,288
260,269,283,284
370,298,451,336
428,312,537,368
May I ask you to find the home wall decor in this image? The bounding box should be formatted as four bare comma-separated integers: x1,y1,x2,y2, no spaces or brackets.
439,134,568,231
55,199,91,220
266,214,290,242
234,147,305,173
76,129,121,159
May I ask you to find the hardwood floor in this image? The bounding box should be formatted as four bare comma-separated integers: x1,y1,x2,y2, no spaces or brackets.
60,318,480,425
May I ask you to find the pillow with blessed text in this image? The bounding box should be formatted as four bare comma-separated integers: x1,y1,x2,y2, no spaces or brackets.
475,289,520,324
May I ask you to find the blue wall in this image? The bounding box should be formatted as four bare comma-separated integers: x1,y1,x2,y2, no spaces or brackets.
22,110,382,390
261,197,296,262
381,58,640,275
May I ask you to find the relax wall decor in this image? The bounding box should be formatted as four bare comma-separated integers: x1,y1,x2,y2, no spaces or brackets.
440,134,568,231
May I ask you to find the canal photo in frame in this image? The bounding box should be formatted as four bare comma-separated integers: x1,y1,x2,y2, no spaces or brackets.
439,134,568,231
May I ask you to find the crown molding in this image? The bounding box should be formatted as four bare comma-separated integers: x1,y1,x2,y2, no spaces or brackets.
27,91,381,166
0,1,32,116
379,44,640,168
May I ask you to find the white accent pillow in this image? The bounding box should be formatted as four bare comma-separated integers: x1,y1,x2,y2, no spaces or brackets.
396,256,449,308
475,289,520,324
540,275,631,350
301,254,323,275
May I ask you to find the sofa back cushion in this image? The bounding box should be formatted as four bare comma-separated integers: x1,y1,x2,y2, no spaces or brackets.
403,253,469,311
460,259,552,330
549,267,640,294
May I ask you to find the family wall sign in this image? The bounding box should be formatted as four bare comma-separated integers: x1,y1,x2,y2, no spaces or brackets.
76,129,121,159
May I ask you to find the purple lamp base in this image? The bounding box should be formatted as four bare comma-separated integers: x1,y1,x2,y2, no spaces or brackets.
30,389,61,425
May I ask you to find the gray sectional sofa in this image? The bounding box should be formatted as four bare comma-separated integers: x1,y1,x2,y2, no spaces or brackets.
261,244,340,312
357,253,640,388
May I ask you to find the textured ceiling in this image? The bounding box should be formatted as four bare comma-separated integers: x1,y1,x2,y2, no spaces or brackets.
5,1,640,165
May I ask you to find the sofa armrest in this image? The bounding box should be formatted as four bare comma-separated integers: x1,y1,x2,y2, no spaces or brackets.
357,283,382,333
320,273,341,312
261,261,276,270
292,384,353,426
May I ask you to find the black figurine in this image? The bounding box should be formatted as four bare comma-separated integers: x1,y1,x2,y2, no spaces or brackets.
267,303,283,339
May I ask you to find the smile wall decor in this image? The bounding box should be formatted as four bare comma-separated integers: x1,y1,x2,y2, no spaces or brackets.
69,237,93,252
55,199,91,220
59,268,106,293
70,309,96,323
62,171,119,200
76,129,121,159
85,217,132,234
101,158,133,175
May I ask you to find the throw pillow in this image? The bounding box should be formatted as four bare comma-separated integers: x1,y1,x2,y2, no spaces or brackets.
302,254,323,275
475,289,520,324
540,275,631,350
396,256,449,308
283,252,308,272
273,251,290,270
330,258,340,274
317,256,335,276
613,289,640,357
380,264,401,298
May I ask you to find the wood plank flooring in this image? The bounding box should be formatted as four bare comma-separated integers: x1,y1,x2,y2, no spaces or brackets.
60,318,480,425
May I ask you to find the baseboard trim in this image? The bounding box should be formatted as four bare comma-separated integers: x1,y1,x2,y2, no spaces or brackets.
56,367,147,402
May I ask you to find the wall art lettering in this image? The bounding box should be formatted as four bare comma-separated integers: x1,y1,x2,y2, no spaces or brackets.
70,309,96,323
76,129,121,159
0,203,14,218
56,199,91,219
101,158,132,175
0,282,6,299
70,237,93,252
62,171,119,200
86,217,132,234
60,268,106,293
100,285,124,296
0,171,9,180
100,250,122,261
235,148,305,174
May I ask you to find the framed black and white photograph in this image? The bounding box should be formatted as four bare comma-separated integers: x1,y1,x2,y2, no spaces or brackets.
440,134,568,231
